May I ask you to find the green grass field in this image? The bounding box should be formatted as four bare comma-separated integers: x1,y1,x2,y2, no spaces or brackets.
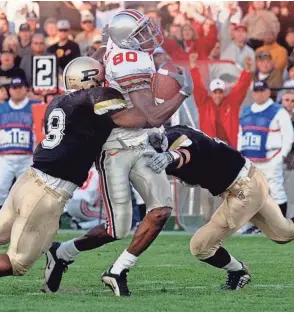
1,232,293,312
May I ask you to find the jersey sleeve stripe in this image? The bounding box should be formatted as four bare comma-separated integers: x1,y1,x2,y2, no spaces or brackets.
115,74,151,84
119,81,150,90
94,98,127,115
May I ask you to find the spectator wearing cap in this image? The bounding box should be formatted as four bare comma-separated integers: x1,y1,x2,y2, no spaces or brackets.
256,30,288,72
47,20,80,71
254,51,283,100
242,1,280,50
20,34,47,86
190,53,252,149
75,10,101,56
220,9,255,72
2,34,21,67
0,50,27,88
18,23,32,58
25,11,40,34
0,76,40,209
238,80,293,218
44,18,59,47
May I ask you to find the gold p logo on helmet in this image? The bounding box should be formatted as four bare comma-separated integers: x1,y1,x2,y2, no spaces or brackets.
63,56,105,91
81,69,100,82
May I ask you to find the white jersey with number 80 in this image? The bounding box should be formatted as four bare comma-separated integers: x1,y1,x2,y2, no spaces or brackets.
102,39,156,150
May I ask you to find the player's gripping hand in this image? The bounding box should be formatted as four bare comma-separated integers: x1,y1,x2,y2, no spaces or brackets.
144,150,180,174
169,69,194,97
148,132,168,152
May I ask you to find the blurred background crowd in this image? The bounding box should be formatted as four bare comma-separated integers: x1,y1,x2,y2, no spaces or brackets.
0,1,294,232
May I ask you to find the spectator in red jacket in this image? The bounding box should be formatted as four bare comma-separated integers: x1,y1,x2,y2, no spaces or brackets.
190,53,252,149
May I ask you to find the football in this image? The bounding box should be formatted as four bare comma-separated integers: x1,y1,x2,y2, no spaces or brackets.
151,62,181,104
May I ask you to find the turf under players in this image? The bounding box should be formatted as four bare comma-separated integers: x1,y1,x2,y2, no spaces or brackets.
144,125,294,290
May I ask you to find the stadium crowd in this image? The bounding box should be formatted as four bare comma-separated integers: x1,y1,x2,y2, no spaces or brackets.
0,1,294,231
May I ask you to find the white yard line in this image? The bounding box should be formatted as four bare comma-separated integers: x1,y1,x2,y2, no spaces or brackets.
0,283,293,297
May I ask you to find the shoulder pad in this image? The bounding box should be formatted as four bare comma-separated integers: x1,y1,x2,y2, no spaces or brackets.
168,135,192,151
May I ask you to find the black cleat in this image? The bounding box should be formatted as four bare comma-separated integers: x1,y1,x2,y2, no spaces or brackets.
242,225,262,235
222,263,251,290
41,242,73,293
101,266,131,296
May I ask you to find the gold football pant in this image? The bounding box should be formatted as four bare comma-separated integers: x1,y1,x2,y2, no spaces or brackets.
190,167,294,260
0,168,71,275
200,188,222,224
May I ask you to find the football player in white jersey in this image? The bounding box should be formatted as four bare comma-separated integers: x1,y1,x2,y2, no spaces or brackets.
65,166,105,230
43,9,193,296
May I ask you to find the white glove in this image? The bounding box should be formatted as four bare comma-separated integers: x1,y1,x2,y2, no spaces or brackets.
144,150,180,174
168,69,194,97
148,132,168,152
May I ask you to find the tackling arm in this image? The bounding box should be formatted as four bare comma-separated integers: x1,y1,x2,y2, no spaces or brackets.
128,69,193,128
128,88,186,128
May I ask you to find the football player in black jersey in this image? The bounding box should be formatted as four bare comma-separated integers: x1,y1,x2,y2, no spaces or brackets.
0,55,190,283
144,125,294,290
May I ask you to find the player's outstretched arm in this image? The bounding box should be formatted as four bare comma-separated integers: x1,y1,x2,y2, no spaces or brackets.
111,91,185,129
128,70,193,128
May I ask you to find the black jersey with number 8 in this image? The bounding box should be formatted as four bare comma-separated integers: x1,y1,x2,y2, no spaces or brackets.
33,87,125,186
165,125,246,196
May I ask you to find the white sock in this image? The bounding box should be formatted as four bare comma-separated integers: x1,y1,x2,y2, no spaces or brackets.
56,239,80,262
110,249,138,275
223,255,243,272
